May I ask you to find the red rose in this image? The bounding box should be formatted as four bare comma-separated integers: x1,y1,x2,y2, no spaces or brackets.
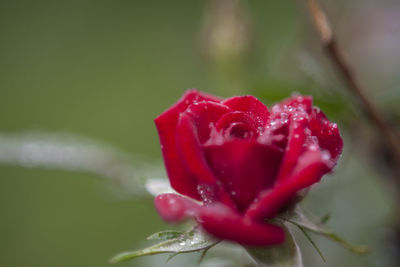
154,90,343,245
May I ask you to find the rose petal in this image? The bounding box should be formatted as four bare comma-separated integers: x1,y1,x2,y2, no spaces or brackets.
275,115,309,183
274,95,313,115
223,96,270,129
154,90,221,199
198,204,285,246
176,107,236,208
176,114,220,184
245,148,332,220
215,111,256,131
183,101,231,143
204,140,283,212
309,107,343,163
215,111,257,139
154,194,285,246
274,95,342,164
154,193,202,222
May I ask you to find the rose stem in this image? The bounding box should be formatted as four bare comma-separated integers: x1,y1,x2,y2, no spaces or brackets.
303,0,400,262
304,0,400,176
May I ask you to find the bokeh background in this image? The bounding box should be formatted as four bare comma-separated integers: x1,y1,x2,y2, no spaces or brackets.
1,0,399,266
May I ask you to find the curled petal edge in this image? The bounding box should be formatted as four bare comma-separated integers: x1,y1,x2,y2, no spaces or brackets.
154,90,222,199
245,149,332,221
154,193,285,246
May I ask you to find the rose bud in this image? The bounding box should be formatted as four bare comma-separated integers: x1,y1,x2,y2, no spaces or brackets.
154,90,343,246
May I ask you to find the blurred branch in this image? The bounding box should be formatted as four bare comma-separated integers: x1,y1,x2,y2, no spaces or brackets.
0,132,150,195
304,0,400,175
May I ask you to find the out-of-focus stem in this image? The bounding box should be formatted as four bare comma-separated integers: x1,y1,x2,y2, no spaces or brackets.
0,132,147,195
304,0,400,264
305,0,400,176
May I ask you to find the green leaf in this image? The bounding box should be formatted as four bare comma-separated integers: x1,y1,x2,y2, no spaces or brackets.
319,213,331,224
110,226,219,264
147,230,184,241
165,252,180,263
296,224,326,262
282,205,369,254
244,224,303,267
197,241,220,266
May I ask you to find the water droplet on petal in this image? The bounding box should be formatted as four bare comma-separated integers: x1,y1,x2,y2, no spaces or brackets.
197,184,216,204
309,144,318,151
322,151,331,161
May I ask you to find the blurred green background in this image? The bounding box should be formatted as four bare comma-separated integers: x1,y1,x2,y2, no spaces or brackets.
0,0,399,266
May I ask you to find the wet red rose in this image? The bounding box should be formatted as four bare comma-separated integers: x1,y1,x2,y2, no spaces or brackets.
154,90,343,246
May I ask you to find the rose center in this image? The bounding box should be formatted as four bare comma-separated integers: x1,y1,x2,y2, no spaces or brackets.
225,122,254,140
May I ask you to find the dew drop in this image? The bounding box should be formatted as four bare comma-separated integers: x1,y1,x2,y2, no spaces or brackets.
197,184,216,204
322,151,331,161
310,136,318,143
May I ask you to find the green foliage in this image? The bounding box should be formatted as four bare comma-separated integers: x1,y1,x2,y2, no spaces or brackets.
146,230,184,241
110,226,219,264
282,205,370,254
